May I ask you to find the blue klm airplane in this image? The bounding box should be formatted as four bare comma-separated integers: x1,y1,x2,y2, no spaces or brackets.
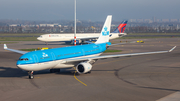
4,15,176,79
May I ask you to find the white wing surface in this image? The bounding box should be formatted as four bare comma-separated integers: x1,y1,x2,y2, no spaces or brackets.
63,46,176,63
4,44,27,54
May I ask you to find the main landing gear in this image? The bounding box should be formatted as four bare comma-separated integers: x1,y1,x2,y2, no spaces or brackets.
28,71,34,79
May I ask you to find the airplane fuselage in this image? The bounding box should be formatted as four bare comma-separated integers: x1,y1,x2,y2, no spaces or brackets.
37,33,126,42
17,42,110,71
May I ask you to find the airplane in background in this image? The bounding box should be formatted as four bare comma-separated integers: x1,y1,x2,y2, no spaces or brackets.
4,15,176,79
37,20,128,44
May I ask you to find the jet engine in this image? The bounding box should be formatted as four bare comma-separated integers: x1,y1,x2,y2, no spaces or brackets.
76,62,92,74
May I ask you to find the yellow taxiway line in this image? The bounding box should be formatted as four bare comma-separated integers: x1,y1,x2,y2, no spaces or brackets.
73,67,87,86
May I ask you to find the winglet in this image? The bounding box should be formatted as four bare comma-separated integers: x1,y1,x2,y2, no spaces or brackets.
4,44,8,49
169,46,176,52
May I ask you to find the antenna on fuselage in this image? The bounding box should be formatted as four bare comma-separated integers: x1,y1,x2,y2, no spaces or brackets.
74,0,77,46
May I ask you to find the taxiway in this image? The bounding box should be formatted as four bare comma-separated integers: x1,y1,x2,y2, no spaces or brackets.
0,38,180,101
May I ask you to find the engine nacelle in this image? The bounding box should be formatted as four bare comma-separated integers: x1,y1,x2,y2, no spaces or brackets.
76,62,92,74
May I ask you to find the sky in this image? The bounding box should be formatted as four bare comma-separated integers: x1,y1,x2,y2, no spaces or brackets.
0,0,180,21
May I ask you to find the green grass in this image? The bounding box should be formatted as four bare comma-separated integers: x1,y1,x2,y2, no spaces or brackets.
118,33,180,39
119,36,179,39
20,48,41,51
127,33,180,35
20,48,51,51
0,33,43,36
104,49,122,53
0,37,38,41
0,33,41,41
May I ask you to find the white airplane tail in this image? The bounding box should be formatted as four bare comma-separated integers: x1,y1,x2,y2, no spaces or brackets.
95,15,112,44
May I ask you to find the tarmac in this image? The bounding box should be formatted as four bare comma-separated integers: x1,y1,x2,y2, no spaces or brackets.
0,38,180,101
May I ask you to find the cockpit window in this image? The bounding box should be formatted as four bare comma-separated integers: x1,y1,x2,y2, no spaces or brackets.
19,58,29,61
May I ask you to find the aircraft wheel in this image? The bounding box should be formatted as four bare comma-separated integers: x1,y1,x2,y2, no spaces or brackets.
29,75,34,79
28,71,34,79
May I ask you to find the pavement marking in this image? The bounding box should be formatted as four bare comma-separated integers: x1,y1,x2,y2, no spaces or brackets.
156,92,180,101
73,67,87,86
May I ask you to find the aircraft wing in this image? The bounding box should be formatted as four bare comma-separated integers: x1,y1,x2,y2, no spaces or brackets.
63,46,176,63
4,44,27,54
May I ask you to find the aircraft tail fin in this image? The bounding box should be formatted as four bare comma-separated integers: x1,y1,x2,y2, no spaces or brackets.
95,15,112,44
112,20,128,33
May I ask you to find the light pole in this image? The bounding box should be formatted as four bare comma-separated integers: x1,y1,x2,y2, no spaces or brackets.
74,0,76,46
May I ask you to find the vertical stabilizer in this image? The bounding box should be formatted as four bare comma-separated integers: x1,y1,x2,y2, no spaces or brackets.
112,20,128,33
95,15,112,43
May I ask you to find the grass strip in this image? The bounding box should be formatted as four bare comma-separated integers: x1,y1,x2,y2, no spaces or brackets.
0,33,43,36
119,36,180,39
127,33,180,35
20,49,40,51
0,37,38,41
104,49,122,53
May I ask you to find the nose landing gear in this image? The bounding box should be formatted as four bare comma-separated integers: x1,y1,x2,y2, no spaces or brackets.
28,71,34,79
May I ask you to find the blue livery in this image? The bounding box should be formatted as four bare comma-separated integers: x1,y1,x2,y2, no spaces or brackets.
102,26,109,36
17,42,111,65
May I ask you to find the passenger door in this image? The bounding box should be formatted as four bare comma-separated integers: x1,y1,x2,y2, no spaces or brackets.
33,55,39,63
51,52,56,60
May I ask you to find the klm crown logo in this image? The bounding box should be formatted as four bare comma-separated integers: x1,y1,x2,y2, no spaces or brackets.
42,52,48,57
102,26,109,36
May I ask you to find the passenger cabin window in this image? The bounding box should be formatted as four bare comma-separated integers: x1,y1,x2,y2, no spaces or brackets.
19,58,29,61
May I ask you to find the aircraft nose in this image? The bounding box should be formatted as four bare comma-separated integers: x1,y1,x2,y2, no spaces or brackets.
16,64,25,70
37,37,41,40
16,60,31,71
17,61,24,69
17,63,32,71
17,64,23,69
